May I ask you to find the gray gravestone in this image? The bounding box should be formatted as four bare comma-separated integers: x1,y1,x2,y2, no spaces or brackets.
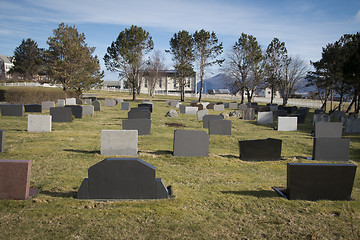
101,130,138,156
122,119,151,135
128,109,151,119
239,138,282,161
116,98,124,104
257,111,273,125
50,107,72,122
278,117,297,131
312,113,330,126
243,108,255,120
229,102,238,109
104,98,117,107
1,104,23,117
312,138,350,161
283,163,357,200
92,100,101,111
331,111,346,119
196,109,209,121
76,98,83,105
202,115,224,128
0,130,4,152
238,104,247,111
208,119,231,135
169,100,179,108
41,101,55,111
66,98,76,105
84,99,92,104
65,105,83,118
184,106,198,114
179,105,186,113
77,158,169,200
57,99,65,107
27,115,52,132
82,105,94,116
24,104,42,113
213,104,225,112
121,102,130,110
165,109,178,117
344,118,360,133
138,103,153,113
173,129,209,157
315,122,343,138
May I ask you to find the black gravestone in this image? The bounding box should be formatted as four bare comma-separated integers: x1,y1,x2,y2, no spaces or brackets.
77,158,169,200
239,138,282,161
1,104,23,117
312,137,350,161
138,103,153,113
50,107,73,122
283,163,357,200
122,119,151,135
128,109,151,119
315,122,343,138
273,110,288,118
173,129,209,157
202,115,224,128
208,119,231,135
290,114,305,124
0,130,4,152
24,104,42,113
65,105,83,118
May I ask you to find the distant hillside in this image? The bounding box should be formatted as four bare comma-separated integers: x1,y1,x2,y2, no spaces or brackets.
196,73,231,93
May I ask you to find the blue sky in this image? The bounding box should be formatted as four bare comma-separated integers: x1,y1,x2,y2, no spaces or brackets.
1,0,359,80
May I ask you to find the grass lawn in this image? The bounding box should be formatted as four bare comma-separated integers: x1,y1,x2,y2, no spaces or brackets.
0,90,359,239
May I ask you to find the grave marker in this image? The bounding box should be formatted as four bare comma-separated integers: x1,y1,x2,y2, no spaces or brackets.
24,104,42,113
27,115,52,132
278,117,297,131
50,107,72,122
101,130,138,156
208,119,231,135
1,104,23,117
312,138,350,161
122,119,151,135
257,111,273,125
315,122,343,138
202,115,224,128
173,129,209,157
0,130,4,152
239,138,282,161
41,101,55,111
121,102,130,110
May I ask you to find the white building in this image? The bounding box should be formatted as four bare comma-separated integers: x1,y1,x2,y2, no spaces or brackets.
0,55,14,79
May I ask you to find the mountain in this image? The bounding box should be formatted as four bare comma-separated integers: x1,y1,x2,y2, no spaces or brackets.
196,73,230,93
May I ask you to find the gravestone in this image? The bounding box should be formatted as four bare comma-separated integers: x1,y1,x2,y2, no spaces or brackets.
185,106,198,114
77,158,169,200
278,117,297,131
170,100,180,108
206,103,215,110
179,105,186,113
331,111,346,119
0,160,37,200
239,138,282,161
50,107,72,122
273,110,287,118
344,118,360,133
312,113,330,126
66,98,76,105
281,163,357,201
238,104,247,111
165,109,178,117
84,99,92,104
229,111,242,118
1,104,23,117
138,103,153,113
315,122,343,138
101,130,138,156
208,120,231,135
312,138,350,161
290,114,306,124
122,119,151,135
92,100,101,111
197,109,209,121
76,98,83,105
41,101,55,111
282,106,297,114
229,102,239,109
27,115,52,132
201,102,209,109
173,129,209,157
314,109,325,114
128,109,151,119
267,104,278,111
24,104,42,113
65,105,83,118
0,130,4,152
57,99,65,107
202,115,224,128
243,108,255,120
82,105,94,116
104,98,117,107
257,111,273,125
116,98,124,104
213,104,225,112
121,102,130,110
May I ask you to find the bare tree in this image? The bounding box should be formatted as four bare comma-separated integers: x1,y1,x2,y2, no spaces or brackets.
145,50,165,97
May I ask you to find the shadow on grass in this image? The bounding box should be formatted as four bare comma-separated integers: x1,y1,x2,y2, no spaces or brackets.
220,154,239,159
40,190,77,198
221,190,277,198
64,149,100,154
140,150,173,156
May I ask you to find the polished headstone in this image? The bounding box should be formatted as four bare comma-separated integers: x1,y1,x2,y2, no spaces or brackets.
66,98,76,105
239,138,282,161
122,119,151,135
344,118,360,133
0,130,4,152
82,105,94,116
315,122,343,138
1,104,23,117
65,105,83,118
24,104,42,113
208,119,231,135
92,100,101,111
278,117,297,131
104,98,117,107
41,101,55,111
312,138,350,161
213,104,225,112
128,108,151,119
173,129,209,157
257,111,273,125
121,102,130,110
138,103,153,113
100,130,138,156
202,115,224,128
50,107,72,122
229,102,239,109
57,99,65,107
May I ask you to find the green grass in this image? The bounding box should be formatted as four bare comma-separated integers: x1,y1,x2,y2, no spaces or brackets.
0,90,359,239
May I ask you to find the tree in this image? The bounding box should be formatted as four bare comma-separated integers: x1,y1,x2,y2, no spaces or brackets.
265,38,288,104
11,38,43,80
144,50,165,97
279,56,308,106
223,33,263,103
169,30,195,102
46,23,103,94
104,25,154,100
193,29,223,102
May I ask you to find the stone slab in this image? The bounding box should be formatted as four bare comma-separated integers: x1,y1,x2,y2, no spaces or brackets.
57,99,65,107
27,115,52,132
213,104,225,112
24,104,42,113
196,109,209,121
344,118,360,133
229,102,239,109
209,119,231,135
173,129,209,157
1,104,23,117
66,98,76,105
92,100,101,111
138,103,153,113
0,130,4,152
82,105,94,116
41,101,55,111
315,122,343,138
65,105,83,118
257,111,273,125
122,119,151,135
50,107,73,122
101,130,138,156
121,102,130,110
128,109,151,119
202,115,224,128
239,138,282,161
312,113,330,126
312,138,350,161
243,108,255,120
278,117,297,131
104,98,117,107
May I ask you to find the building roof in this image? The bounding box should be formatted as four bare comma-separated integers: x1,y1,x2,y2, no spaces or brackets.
0,55,13,64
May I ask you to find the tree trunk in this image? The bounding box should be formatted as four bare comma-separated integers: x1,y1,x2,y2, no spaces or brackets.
132,86,136,101
270,88,274,104
282,95,288,106
198,79,203,102
346,96,356,113
240,89,244,104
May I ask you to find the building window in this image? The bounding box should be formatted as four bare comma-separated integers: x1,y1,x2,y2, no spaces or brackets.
159,77,162,88
173,79,177,88
187,77,191,88
144,79,148,88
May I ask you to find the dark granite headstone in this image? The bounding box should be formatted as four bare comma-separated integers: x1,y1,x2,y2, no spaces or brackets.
122,119,151,135
239,138,282,161
202,115,224,128
92,100,101,111
315,122,343,138
273,110,288,118
77,158,169,200
0,130,4,152
243,108,255,120
173,129,209,157
312,138,350,161
50,107,72,122
208,120,231,135
138,103,153,113
284,163,357,200
121,102,130,110
206,103,215,110
1,104,23,117
128,108,151,119
65,105,83,118
24,104,42,113
290,114,305,124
